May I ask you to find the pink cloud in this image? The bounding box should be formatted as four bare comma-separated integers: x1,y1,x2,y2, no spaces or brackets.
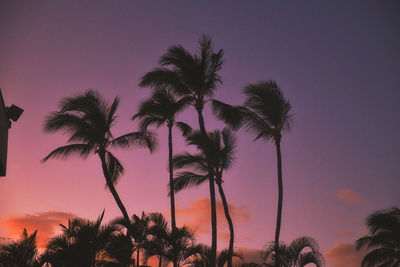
325,242,367,267
336,188,362,205
1,211,76,247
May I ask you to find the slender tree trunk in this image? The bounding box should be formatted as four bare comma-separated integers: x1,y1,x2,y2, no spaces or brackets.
168,123,178,267
98,151,131,236
274,138,283,267
216,179,234,267
196,108,217,267
158,256,162,267
136,247,140,267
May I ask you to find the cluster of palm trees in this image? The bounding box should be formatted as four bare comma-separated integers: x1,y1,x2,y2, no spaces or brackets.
0,35,334,266
32,35,296,266
0,211,326,266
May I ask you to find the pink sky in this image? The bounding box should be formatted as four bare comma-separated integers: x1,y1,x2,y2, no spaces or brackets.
1,1,399,266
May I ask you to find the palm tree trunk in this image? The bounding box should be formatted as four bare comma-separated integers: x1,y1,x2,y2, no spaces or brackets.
216,179,234,267
274,139,283,267
98,151,131,234
168,123,178,267
136,247,140,267
196,108,217,267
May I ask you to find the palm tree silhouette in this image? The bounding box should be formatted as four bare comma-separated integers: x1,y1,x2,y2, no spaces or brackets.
143,212,203,267
0,229,40,266
42,90,157,236
113,211,151,267
263,236,324,267
132,89,191,238
172,128,237,267
140,35,224,266
356,206,400,266
101,232,135,266
213,81,292,265
41,211,117,266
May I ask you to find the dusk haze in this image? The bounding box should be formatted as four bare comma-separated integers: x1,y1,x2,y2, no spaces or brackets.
0,1,399,266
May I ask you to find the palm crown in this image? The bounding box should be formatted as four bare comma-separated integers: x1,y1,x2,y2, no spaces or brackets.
263,236,325,267
139,35,224,111
356,206,400,267
42,89,157,185
213,80,292,142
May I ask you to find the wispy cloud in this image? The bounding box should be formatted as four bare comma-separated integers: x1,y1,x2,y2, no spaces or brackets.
335,188,362,205
1,211,76,247
325,242,366,267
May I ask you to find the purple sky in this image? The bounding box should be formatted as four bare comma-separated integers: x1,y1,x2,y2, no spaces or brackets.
0,1,399,266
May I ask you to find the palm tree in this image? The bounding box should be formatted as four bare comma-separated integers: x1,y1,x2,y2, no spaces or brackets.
42,90,157,235
101,233,135,266
213,81,292,265
356,206,400,266
0,229,40,266
140,35,225,266
132,89,191,237
143,212,203,267
41,211,118,266
113,212,151,267
143,212,170,267
172,128,237,267
263,236,324,267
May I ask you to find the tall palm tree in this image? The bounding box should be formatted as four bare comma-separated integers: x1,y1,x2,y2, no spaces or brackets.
41,211,117,267
42,90,157,234
132,89,191,237
213,81,292,265
172,128,237,267
113,212,151,267
356,206,400,267
263,236,324,267
0,229,40,267
140,35,224,266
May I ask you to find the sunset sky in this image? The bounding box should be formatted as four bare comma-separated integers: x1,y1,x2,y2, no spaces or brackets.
0,1,399,266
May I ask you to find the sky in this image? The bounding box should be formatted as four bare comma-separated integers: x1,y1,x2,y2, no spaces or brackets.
0,1,399,266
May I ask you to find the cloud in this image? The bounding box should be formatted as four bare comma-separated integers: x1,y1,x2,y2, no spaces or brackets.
336,188,361,205
325,242,367,267
175,198,249,236
1,211,76,247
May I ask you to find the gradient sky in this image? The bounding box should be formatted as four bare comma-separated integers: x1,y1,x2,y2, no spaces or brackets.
0,1,399,266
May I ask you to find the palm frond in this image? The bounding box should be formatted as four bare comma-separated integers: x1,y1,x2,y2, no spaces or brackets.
110,131,158,152
172,171,208,193
211,100,245,130
41,144,94,162
175,121,193,137
172,153,208,173
106,96,120,130
139,67,190,95
105,152,124,185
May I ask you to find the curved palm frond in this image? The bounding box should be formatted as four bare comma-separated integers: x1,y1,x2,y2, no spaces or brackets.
172,171,208,193
110,131,158,152
173,153,208,173
41,143,94,162
176,121,193,137
105,151,124,185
